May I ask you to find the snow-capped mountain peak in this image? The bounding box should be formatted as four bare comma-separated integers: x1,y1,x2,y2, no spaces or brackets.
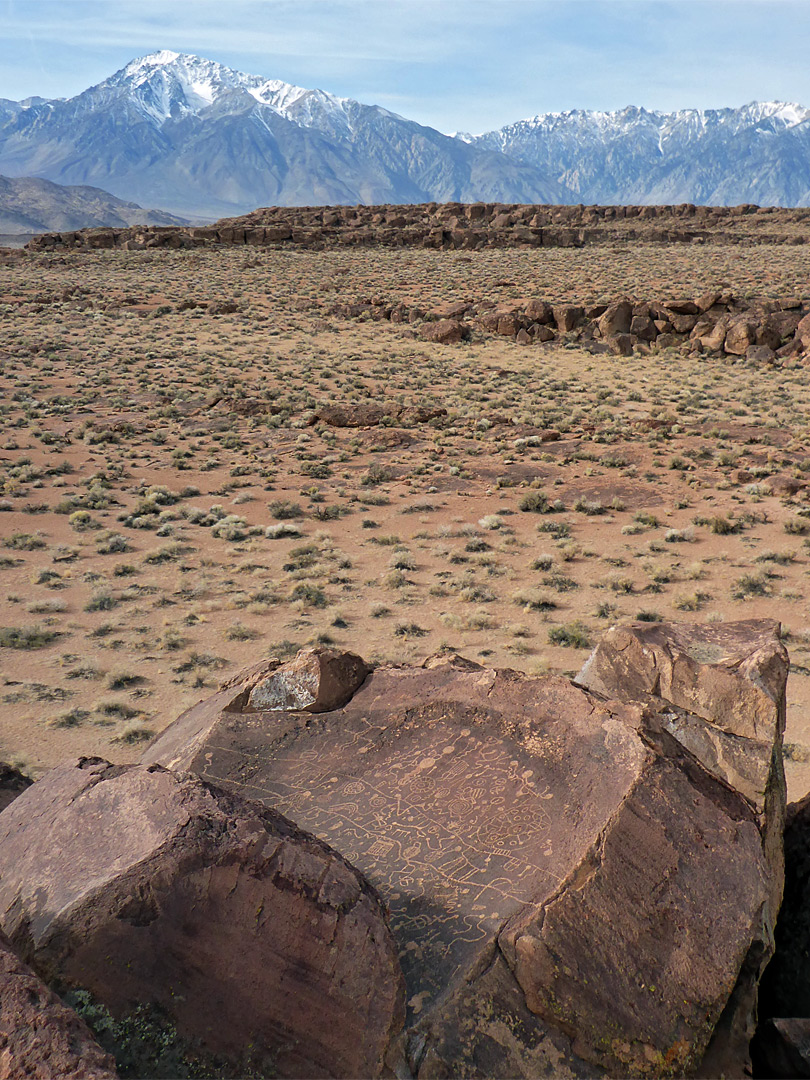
105,51,380,133
108,51,271,123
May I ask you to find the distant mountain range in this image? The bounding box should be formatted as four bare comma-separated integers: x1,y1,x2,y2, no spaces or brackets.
462,102,810,207
0,51,808,219
0,174,188,234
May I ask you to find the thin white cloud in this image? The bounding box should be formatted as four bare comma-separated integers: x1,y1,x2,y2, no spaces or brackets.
0,0,808,131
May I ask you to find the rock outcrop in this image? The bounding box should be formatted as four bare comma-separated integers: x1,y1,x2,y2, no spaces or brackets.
328,288,808,360
577,618,787,1077
25,200,810,254
0,928,118,1080
143,622,786,1078
0,758,404,1079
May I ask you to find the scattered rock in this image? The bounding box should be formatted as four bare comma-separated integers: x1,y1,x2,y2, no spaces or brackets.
797,312,810,348
663,298,700,315
246,646,369,712
606,332,634,356
725,316,758,355
530,322,556,342
553,304,585,332
656,331,684,350
315,402,446,427
315,403,393,427
419,318,468,344
206,300,239,315
630,313,657,340
696,314,730,351
0,758,404,1079
524,298,554,323
597,299,633,337
0,928,118,1079
746,344,777,363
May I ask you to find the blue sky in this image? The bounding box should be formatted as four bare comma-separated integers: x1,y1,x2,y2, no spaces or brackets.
1,1,809,133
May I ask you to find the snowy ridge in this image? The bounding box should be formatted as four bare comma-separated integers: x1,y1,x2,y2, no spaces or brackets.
466,99,810,206
106,51,347,130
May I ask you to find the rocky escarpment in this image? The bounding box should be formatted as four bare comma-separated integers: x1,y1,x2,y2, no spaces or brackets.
23,199,810,253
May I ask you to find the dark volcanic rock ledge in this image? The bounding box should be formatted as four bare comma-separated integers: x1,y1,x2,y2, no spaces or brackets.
24,199,810,253
143,625,787,1078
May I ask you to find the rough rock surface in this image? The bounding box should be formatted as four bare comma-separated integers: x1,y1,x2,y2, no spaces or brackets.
0,758,404,1080
0,762,32,813
576,619,787,1078
26,200,810,255
0,928,118,1080
314,402,447,428
246,645,369,712
143,627,785,1078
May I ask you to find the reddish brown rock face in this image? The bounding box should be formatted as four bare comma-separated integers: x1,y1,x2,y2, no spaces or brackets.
576,618,787,811
0,929,118,1080
143,625,785,1078
0,759,404,1080
576,618,787,1077
419,318,468,343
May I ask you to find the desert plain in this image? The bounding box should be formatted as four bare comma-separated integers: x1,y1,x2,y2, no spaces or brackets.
3,226,810,798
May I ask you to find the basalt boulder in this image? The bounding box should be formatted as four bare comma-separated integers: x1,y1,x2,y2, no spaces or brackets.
419,318,468,344
143,625,786,1079
0,758,404,1080
576,618,787,1077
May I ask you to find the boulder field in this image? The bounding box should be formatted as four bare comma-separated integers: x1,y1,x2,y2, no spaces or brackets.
0,620,801,1078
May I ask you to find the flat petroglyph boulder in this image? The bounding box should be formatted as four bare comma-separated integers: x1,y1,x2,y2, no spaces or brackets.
0,928,118,1080
0,758,404,1080
143,625,786,1078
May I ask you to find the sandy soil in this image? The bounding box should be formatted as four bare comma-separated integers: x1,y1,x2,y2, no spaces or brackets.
1,241,809,798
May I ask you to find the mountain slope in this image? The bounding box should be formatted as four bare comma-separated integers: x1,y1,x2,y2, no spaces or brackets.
465,103,810,206
0,174,189,233
0,51,568,217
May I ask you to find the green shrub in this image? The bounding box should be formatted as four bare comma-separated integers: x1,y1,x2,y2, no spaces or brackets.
0,625,59,649
519,491,550,514
268,500,304,520
548,622,591,648
4,532,46,550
